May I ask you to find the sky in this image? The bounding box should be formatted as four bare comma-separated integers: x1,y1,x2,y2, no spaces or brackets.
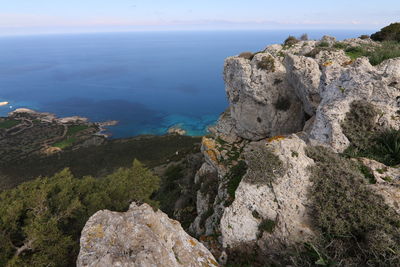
0,0,399,35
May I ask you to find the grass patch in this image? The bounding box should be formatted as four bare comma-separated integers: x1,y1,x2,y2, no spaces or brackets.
344,42,400,65
0,120,20,129
66,125,90,136
306,146,400,266
53,138,77,149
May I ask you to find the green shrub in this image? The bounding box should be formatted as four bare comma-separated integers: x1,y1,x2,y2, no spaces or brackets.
244,145,284,185
256,55,275,72
0,160,160,266
226,161,248,201
317,41,330,48
306,146,400,266
342,100,400,166
371,22,400,42
341,100,379,152
368,41,400,65
284,36,299,46
374,128,400,166
333,42,347,49
359,34,370,40
0,119,20,129
300,33,309,41
358,163,376,184
345,46,367,60
258,219,276,233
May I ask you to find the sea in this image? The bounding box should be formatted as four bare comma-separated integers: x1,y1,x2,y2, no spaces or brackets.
0,29,372,138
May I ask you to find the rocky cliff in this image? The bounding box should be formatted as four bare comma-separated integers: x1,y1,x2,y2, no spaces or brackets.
78,35,400,266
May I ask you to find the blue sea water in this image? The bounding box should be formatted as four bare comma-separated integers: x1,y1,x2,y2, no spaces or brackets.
0,29,372,138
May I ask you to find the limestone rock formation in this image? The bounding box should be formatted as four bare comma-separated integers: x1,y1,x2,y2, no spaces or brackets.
77,202,218,267
220,135,315,249
224,52,304,140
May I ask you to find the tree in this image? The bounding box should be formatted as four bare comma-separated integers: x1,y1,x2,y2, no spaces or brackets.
0,160,160,266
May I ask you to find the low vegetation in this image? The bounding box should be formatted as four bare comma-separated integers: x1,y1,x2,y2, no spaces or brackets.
0,160,160,267
244,145,284,185
256,55,275,72
342,100,400,166
0,119,20,129
284,36,299,46
226,160,248,202
371,22,400,42
306,146,400,266
0,135,201,190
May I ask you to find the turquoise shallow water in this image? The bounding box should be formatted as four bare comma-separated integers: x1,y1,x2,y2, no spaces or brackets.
0,30,372,138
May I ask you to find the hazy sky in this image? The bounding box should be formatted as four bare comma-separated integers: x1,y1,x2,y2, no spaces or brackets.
1,0,399,35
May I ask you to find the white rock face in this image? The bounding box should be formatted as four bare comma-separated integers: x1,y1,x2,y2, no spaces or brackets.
224,53,304,140
220,135,315,249
77,203,218,267
310,58,400,152
285,54,321,115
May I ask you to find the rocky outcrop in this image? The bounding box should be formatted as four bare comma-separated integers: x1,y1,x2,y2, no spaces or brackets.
224,52,304,140
220,135,315,249
77,203,218,267
310,57,400,152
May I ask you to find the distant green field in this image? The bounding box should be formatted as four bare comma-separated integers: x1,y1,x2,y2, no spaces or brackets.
53,138,77,149
0,120,20,129
67,125,90,136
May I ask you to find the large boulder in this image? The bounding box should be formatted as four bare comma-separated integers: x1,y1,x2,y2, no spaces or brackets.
224,53,304,140
77,202,218,267
220,135,315,250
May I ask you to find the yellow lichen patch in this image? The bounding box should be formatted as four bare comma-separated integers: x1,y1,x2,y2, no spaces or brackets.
267,135,285,143
87,224,104,242
146,223,153,228
189,239,197,247
202,137,219,163
323,61,333,67
342,60,354,66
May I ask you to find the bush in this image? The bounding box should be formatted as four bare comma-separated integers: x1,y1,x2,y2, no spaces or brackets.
300,33,309,41
374,128,400,166
368,41,400,65
371,22,400,42
258,219,276,233
306,146,400,266
256,55,275,72
317,41,330,48
359,34,370,40
244,145,284,185
0,160,160,266
333,42,347,49
343,41,400,65
226,161,248,201
284,36,299,46
341,100,379,152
